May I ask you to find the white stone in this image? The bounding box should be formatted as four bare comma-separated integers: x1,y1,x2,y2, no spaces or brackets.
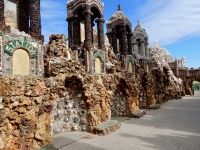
0,103,4,110
12,101,19,107
0,97,3,103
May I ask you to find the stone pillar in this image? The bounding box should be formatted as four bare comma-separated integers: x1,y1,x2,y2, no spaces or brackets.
145,43,149,58
0,0,5,28
96,18,105,51
82,9,93,50
140,42,145,57
91,22,95,44
127,33,133,54
112,32,118,54
119,28,127,55
133,43,138,54
175,59,179,76
29,0,43,41
66,18,73,49
0,0,10,32
18,0,29,33
73,16,81,50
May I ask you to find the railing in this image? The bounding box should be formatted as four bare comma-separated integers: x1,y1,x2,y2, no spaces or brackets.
179,70,187,76
168,62,176,68
189,70,200,76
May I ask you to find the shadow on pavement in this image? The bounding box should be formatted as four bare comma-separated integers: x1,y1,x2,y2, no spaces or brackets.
119,133,200,150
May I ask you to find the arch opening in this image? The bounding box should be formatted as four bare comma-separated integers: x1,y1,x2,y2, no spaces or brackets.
13,49,30,75
95,57,102,73
128,62,133,73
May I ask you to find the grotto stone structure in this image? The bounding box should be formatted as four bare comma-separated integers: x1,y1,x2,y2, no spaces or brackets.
66,0,105,51
0,0,200,150
106,5,133,61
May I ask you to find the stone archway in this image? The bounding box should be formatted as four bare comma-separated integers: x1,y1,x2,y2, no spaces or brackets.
95,57,101,73
13,49,30,75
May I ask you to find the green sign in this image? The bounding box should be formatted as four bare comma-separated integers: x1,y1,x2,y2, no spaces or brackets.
4,38,37,58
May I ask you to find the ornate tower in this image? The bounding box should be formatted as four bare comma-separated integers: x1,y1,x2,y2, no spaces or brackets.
132,21,149,72
66,0,105,51
132,21,149,59
106,5,132,56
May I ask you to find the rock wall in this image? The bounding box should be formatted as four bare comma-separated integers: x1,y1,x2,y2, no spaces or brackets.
0,76,55,150
44,34,140,133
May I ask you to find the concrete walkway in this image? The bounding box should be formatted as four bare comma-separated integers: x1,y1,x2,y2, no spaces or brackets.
54,91,200,150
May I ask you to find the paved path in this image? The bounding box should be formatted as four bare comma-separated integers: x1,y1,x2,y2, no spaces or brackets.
57,91,200,150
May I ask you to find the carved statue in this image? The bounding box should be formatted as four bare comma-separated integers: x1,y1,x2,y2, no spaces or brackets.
118,4,121,11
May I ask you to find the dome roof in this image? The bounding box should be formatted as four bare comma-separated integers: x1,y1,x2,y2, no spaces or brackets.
106,5,132,33
132,21,148,42
107,10,129,24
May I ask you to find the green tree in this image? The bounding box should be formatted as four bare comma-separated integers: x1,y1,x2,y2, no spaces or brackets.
193,81,200,91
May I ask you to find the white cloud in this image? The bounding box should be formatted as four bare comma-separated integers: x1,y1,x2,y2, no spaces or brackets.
140,0,200,46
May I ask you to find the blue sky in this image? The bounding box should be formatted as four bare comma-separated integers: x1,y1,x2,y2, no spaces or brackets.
41,0,200,69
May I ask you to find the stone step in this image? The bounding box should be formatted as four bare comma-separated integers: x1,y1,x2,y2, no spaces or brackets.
93,120,121,135
130,110,146,118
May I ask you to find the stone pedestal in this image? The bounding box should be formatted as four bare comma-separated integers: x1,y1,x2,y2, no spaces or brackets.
149,104,161,110
130,110,146,118
93,120,121,135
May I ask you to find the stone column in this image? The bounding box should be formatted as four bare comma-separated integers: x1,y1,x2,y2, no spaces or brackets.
66,18,73,49
0,0,5,28
112,32,118,54
127,33,133,54
82,8,93,50
92,22,95,44
73,16,81,50
95,18,105,51
140,42,145,57
145,43,149,58
119,28,127,55
18,0,29,33
29,0,43,41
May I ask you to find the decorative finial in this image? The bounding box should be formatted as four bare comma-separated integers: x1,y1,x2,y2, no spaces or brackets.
118,4,121,11
137,20,140,25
